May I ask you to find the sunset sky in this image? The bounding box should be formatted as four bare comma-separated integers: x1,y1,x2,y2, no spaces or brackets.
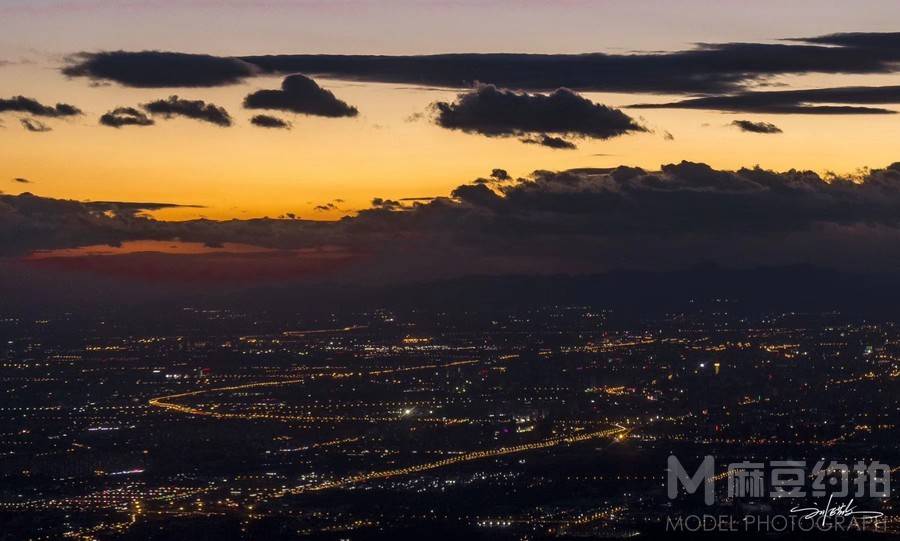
3,1,900,220
5,1,900,299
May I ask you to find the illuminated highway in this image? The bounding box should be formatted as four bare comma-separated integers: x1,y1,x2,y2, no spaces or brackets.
148,362,627,499
147,359,480,425
279,425,629,495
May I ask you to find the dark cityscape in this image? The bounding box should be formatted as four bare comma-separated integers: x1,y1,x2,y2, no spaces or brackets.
2,284,898,539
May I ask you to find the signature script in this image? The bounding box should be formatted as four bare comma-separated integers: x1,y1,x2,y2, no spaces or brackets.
791,494,884,526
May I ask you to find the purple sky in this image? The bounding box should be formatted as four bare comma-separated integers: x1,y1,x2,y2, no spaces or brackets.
2,0,899,56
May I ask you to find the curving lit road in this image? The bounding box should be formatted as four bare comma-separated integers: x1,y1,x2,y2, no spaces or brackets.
148,359,629,497
147,360,479,425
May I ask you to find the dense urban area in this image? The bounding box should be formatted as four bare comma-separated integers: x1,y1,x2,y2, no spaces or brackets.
1,300,898,539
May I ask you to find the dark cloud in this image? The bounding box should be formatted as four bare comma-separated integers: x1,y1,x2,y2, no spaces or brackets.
0,193,203,255
57,33,900,96
731,120,782,134
250,114,292,129
312,199,345,212
50,31,900,106
99,107,154,128
432,162,900,237
143,96,233,126
20,118,51,132
85,200,203,216
433,85,644,144
63,51,258,87
371,197,403,210
490,168,511,181
791,32,900,49
629,85,900,114
0,96,81,117
12,177,31,184
244,74,358,117
9,163,900,277
240,32,900,93
520,134,577,149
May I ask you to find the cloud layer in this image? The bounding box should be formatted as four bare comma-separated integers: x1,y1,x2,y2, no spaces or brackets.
241,32,900,93
243,74,358,117
20,118,51,132
143,96,232,126
731,120,782,134
56,33,900,95
433,85,644,145
0,96,81,117
250,114,291,129
63,51,258,87
519,134,577,149
7,162,900,279
630,85,900,114
99,107,155,128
